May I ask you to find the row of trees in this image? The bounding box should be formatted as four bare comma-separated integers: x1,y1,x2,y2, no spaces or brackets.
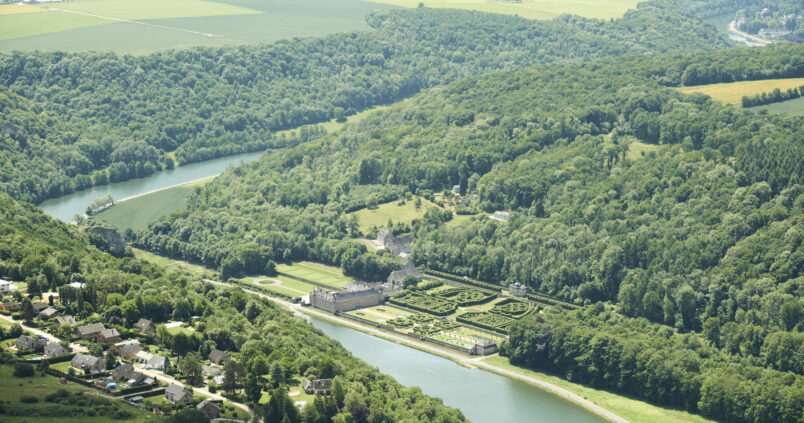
741,85,804,107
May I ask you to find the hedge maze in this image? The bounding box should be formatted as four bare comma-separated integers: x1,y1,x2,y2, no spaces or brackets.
389,292,457,316
457,311,514,334
491,299,536,318
436,287,496,306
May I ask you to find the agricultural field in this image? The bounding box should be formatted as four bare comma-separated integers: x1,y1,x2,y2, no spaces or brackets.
90,185,192,232
678,77,804,105
276,261,353,289
0,0,390,53
351,196,440,234
365,0,640,20
0,364,152,423
748,96,804,116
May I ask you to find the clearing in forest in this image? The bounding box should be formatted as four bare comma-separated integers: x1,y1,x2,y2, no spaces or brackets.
364,0,640,20
678,78,804,106
351,196,440,234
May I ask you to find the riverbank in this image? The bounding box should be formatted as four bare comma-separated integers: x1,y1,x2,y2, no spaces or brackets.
728,20,770,45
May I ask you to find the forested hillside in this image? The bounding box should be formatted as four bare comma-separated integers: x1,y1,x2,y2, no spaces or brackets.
0,1,729,204
0,193,467,422
136,44,804,422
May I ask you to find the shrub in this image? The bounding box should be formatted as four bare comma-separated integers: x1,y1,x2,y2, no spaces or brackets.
13,362,34,377
19,395,39,403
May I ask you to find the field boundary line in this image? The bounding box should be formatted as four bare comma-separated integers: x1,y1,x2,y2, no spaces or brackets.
48,7,226,38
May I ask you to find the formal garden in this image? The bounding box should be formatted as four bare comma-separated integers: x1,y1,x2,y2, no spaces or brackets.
388,292,457,316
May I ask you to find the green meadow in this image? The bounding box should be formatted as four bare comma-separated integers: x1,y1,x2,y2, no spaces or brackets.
276,261,353,289
350,196,439,234
365,0,640,20
90,184,192,232
748,96,804,116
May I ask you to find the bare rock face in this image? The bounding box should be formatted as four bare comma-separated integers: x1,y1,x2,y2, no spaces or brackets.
86,226,126,255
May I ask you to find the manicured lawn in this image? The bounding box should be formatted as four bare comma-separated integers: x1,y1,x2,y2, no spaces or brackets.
748,96,804,116
0,364,152,423
364,0,640,20
91,185,192,232
276,261,353,289
51,361,73,373
482,356,716,423
350,196,439,234
678,77,804,105
133,248,217,278
0,0,260,41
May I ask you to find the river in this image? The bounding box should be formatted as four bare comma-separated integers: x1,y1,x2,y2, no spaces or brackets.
705,14,765,47
39,150,265,222
38,153,607,422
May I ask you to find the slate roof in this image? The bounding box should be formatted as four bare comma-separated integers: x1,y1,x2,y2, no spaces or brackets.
302,378,333,392
45,342,69,357
76,323,105,337
56,315,76,326
135,318,154,333
17,335,48,351
165,383,192,403
71,353,103,371
32,302,49,312
197,399,220,417
387,267,422,284
98,328,120,340
208,349,229,364
113,339,141,356
39,306,59,319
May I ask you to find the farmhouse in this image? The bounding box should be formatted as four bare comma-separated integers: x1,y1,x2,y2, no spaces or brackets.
55,315,76,327
45,342,69,358
96,328,120,343
471,339,498,356
135,318,155,336
165,383,192,403
508,282,527,297
387,267,422,285
302,377,333,395
76,323,105,339
16,335,48,351
208,348,229,364
38,306,60,320
71,353,105,374
197,399,220,418
110,339,141,359
1,301,20,312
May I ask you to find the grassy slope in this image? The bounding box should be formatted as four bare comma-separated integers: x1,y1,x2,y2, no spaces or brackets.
132,247,217,278
276,261,353,289
482,356,716,423
748,95,804,116
91,185,192,232
363,0,640,19
0,0,259,40
351,196,439,233
0,365,152,423
678,77,804,105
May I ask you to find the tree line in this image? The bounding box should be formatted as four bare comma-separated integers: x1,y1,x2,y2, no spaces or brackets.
742,85,804,107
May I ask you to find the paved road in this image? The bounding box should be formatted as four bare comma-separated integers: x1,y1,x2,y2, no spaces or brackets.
206,279,630,423
0,313,87,353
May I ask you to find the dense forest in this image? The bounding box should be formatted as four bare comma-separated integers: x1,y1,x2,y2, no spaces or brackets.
0,0,730,204
134,43,804,422
0,193,467,422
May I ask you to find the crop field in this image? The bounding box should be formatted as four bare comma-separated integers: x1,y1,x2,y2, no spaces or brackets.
0,0,389,53
365,0,640,20
679,78,804,105
276,261,353,289
749,96,804,116
90,185,192,232
351,196,440,234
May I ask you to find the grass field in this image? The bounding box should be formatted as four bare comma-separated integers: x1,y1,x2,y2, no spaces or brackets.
0,4,51,15
748,96,804,116
482,356,716,423
365,0,640,19
351,196,439,234
132,248,217,278
679,78,804,106
275,104,394,140
276,261,353,289
165,324,193,336
626,140,662,161
90,185,192,232
0,365,152,423
0,0,388,53
241,275,317,296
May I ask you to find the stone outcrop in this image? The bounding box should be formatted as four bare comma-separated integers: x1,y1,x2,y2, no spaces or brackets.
86,226,126,255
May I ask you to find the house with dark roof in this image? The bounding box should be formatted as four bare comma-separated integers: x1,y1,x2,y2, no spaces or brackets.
110,339,140,359
113,363,149,386
45,341,69,358
71,353,105,374
55,315,76,327
0,301,20,312
16,335,48,351
208,349,229,364
76,323,105,339
165,383,192,403
471,339,498,356
38,306,60,320
302,378,333,395
147,355,167,371
32,302,49,313
387,267,422,284
135,318,155,336
96,328,120,343
197,399,220,418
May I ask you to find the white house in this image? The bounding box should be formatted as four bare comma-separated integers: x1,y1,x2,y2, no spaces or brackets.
0,279,18,294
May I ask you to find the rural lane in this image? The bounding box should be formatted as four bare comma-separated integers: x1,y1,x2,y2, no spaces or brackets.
0,313,87,353
205,279,630,423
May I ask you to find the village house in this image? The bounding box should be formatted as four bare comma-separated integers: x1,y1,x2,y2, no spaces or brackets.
32,302,49,313
471,339,498,356
113,363,152,386
76,323,105,340
16,335,48,351
387,267,423,285
0,301,20,312
165,383,192,403
508,282,527,297
302,377,333,395
0,279,18,294
55,315,76,327
110,339,141,359
208,349,230,365
45,341,69,358
135,318,155,336
147,355,167,371
197,399,220,418
38,306,60,320
71,353,105,374
202,365,221,378
135,350,154,363
96,328,120,343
